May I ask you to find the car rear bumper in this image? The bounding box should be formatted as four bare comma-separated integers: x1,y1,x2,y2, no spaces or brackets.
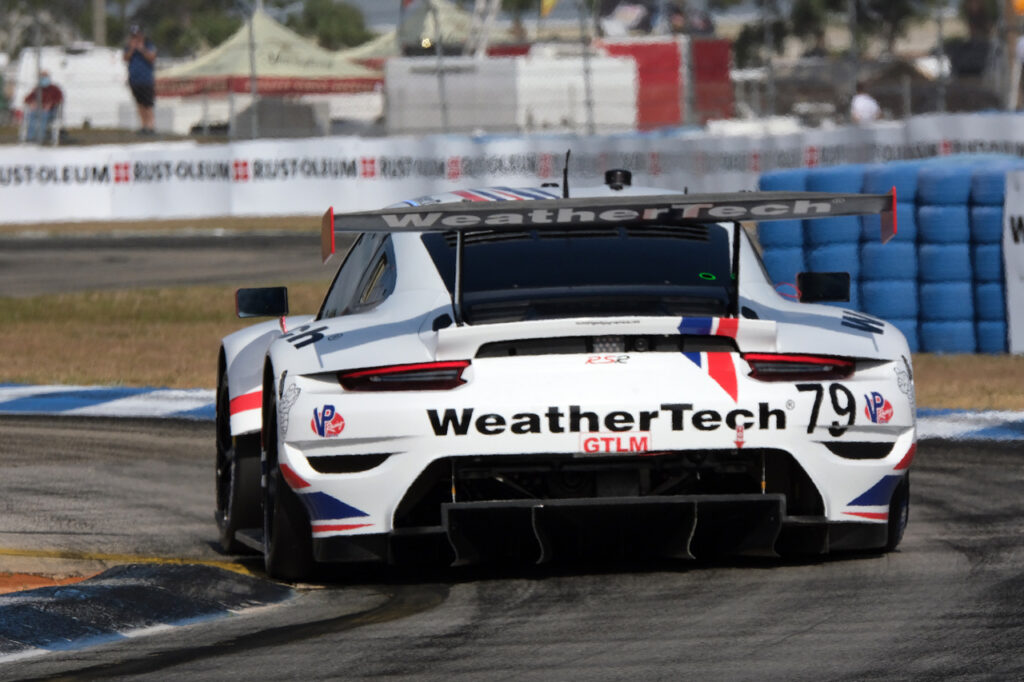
311,493,890,566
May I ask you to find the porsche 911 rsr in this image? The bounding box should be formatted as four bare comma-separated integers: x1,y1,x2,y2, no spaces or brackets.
215,171,915,581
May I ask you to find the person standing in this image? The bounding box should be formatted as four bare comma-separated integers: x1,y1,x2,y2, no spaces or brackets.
22,71,63,143
850,81,880,124
124,24,157,134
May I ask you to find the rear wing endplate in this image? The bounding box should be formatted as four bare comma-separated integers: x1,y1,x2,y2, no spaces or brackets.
320,189,897,262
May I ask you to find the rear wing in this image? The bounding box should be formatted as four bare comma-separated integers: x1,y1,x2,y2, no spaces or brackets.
320,189,897,263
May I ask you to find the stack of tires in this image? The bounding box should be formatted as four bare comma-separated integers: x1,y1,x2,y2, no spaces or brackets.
916,164,977,352
970,163,1017,353
757,168,807,288
804,166,865,311
860,162,921,350
758,157,1015,354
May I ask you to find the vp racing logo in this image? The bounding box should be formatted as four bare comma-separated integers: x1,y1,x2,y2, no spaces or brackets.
864,392,893,424
312,405,345,437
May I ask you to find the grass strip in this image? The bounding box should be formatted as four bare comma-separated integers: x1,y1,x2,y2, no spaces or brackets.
0,283,324,389
2,284,1023,408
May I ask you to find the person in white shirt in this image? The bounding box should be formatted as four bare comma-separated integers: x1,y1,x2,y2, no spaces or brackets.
850,82,881,123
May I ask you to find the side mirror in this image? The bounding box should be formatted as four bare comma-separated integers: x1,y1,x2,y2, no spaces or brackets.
236,287,289,318
796,272,850,303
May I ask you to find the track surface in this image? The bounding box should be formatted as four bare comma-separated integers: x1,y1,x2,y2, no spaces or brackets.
1,416,1021,680
0,234,347,297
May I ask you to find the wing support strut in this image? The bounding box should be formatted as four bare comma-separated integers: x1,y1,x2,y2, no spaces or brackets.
453,230,466,326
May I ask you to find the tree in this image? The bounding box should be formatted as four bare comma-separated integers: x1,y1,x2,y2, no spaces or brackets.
284,0,374,51
130,0,243,57
0,0,84,54
960,0,997,41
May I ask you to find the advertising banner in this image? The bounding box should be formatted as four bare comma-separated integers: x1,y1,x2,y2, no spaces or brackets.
8,113,1024,225
1003,171,1024,354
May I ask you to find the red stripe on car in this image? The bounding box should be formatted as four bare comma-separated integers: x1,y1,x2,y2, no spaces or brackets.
312,523,373,532
843,511,888,520
229,390,261,415
279,462,310,489
894,443,916,470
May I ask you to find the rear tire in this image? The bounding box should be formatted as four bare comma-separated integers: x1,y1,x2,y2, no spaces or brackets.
215,369,261,554
262,371,315,581
885,474,910,552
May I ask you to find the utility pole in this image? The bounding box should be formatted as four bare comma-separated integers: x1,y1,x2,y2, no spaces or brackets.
937,6,947,113
1008,0,1020,110
247,2,259,138
763,0,775,117
430,0,450,133
577,0,596,135
92,0,106,46
848,0,859,113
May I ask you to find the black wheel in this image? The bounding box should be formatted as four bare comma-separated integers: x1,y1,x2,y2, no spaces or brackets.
885,473,910,552
262,370,315,581
215,368,261,554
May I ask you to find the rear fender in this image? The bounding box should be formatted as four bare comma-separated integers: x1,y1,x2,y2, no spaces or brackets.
223,315,314,436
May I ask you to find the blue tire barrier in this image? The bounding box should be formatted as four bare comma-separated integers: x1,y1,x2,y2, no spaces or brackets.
860,203,917,243
860,280,918,319
975,282,1006,321
920,320,977,353
860,241,917,281
888,317,919,352
805,216,862,246
918,204,970,244
971,243,1003,282
807,243,860,281
862,162,921,200
970,164,1024,205
919,281,974,322
756,220,804,249
761,247,805,285
919,243,973,282
758,168,808,191
917,165,973,205
805,165,866,193
969,205,1003,244
976,320,1008,353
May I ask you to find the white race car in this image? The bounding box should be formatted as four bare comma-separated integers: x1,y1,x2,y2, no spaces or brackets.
215,171,916,581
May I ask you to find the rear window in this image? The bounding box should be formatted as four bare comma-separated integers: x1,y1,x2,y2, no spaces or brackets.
421,224,733,323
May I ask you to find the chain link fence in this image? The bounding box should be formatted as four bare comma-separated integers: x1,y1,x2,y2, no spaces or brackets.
0,1,1016,145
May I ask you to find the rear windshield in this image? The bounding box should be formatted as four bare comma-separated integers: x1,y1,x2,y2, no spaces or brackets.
421,224,733,324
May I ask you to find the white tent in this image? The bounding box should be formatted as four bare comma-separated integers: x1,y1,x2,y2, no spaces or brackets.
157,9,382,97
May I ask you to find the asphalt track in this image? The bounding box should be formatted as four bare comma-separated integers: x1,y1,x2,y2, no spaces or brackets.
0,416,1022,680
2,233,1023,679
0,233,348,297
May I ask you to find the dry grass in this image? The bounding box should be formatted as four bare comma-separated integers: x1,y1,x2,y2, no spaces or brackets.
911,354,1024,411
0,283,325,389
2,284,1023,408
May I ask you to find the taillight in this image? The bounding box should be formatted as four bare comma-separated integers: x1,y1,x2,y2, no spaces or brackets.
338,360,470,391
743,353,854,381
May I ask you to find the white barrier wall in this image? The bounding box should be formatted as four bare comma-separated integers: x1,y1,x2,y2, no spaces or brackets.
5,113,1024,225
1003,171,1024,354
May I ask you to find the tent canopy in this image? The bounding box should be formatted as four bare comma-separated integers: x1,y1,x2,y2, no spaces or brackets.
397,0,520,49
157,9,382,97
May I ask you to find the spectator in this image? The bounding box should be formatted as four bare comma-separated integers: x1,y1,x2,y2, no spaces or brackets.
850,81,880,124
22,71,63,143
124,24,157,135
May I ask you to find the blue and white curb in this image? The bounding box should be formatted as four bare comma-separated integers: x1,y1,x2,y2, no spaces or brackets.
1,384,1022,440
0,564,292,662
916,408,1024,441
0,384,215,420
